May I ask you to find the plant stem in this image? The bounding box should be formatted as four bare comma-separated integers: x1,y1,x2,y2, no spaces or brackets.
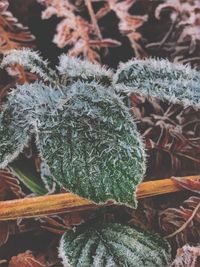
0,176,198,221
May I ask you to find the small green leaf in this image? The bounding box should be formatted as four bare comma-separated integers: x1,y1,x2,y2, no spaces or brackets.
11,165,48,195
59,223,171,267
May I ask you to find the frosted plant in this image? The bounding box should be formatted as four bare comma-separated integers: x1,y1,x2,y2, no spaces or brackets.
0,49,145,207
2,49,198,266
1,49,200,207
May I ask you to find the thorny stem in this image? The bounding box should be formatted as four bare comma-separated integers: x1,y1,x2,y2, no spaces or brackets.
0,176,199,221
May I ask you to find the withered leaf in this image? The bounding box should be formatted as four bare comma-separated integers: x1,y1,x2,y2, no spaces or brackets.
9,251,45,267
172,176,200,194
0,168,25,199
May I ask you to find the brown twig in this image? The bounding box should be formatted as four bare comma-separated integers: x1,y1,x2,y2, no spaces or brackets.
85,0,102,39
0,176,199,221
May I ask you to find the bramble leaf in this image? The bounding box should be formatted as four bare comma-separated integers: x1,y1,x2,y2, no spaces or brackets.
58,55,113,85
1,49,59,83
0,100,32,169
114,58,200,108
59,223,171,267
36,81,145,207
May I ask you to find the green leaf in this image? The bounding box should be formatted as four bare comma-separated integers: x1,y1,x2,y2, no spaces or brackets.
0,103,31,169
59,223,171,267
0,81,62,169
11,165,48,195
1,48,59,84
58,55,113,85
37,81,146,207
114,58,200,108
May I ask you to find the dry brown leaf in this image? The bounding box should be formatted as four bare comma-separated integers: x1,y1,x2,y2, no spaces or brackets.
40,212,87,234
0,259,7,265
0,221,9,247
0,0,35,53
148,0,200,66
0,0,36,101
128,198,157,231
171,244,200,267
9,251,45,267
172,176,200,194
37,0,120,62
97,0,148,57
37,0,147,61
0,168,25,199
130,94,200,178
159,196,200,247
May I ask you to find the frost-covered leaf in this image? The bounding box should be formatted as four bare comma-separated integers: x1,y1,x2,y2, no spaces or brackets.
1,77,145,206
59,223,171,267
0,81,61,168
0,101,32,169
1,49,59,83
114,58,200,108
39,161,56,193
58,55,113,85
36,81,145,207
